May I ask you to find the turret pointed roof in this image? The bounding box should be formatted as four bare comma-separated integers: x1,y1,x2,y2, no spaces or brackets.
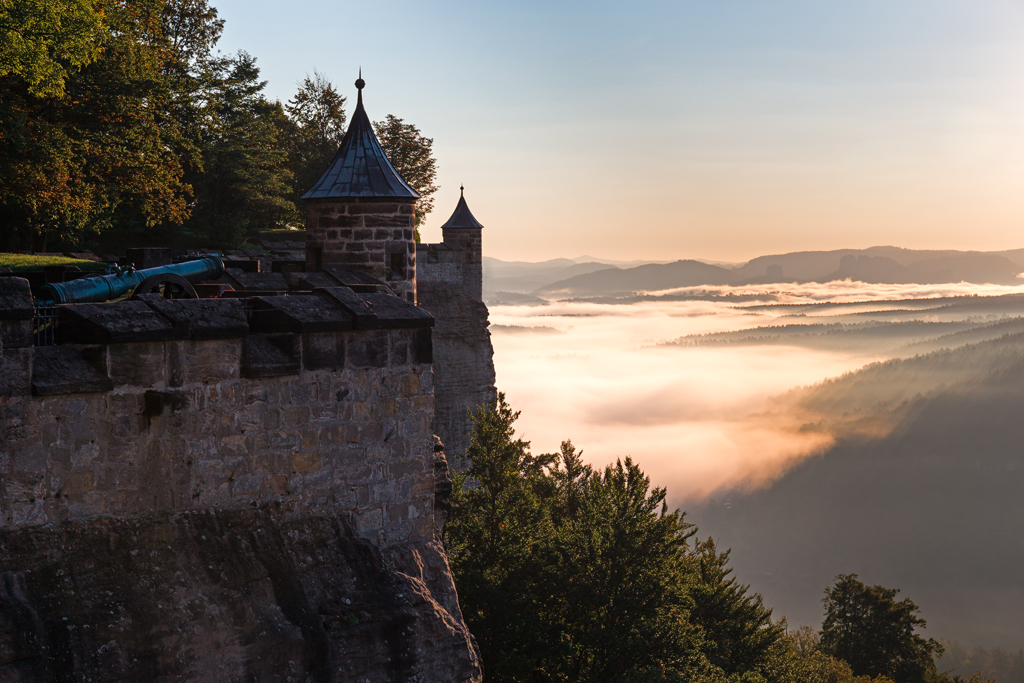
302,73,419,200
440,186,484,229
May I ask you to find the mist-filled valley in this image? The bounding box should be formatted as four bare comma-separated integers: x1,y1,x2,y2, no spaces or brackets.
488,275,1024,652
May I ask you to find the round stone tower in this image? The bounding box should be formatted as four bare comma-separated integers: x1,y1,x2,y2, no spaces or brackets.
439,186,484,301
302,74,419,303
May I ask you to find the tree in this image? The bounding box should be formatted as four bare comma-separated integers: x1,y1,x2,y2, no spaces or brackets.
374,114,438,238
178,50,297,247
0,0,193,252
689,537,786,676
445,393,797,683
0,0,106,97
286,70,346,202
819,574,943,683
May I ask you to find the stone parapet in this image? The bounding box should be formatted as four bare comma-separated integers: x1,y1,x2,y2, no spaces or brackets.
0,278,33,399
0,289,436,549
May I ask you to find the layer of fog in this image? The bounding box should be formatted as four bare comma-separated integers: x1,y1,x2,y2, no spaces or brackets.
490,280,1024,503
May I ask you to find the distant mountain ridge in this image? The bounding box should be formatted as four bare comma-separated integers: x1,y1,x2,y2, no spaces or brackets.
494,247,1024,299
537,260,735,296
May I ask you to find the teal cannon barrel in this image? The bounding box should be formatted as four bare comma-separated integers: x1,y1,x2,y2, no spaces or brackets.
39,255,224,304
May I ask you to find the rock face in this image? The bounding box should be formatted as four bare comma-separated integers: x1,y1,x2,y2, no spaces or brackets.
0,278,482,682
0,512,478,682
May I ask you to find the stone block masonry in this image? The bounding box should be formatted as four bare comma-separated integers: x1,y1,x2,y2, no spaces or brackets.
0,278,481,682
416,240,497,467
305,197,417,304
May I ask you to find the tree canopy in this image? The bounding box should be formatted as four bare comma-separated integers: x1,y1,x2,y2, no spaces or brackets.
446,394,983,683
0,1,438,252
447,393,804,683
373,114,438,236
820,574,943,683
0,0,106,98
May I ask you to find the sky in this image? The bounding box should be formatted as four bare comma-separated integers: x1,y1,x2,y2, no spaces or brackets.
212,0,1024,262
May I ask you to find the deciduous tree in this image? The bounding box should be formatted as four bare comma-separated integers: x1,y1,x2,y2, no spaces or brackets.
819,574,943,683
374,114,438,237
286,70,346,203
0,0,106,97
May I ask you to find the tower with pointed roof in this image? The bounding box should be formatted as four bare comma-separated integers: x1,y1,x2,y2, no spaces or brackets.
437,185,484,301
416,187,496,466
302,73,419,303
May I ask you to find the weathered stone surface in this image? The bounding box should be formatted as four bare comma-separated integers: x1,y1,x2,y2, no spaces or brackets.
0,319,32,350
417,283,496,466
138,295,248,340
241,334,300,378
315,287,380,329
305,199,417,304
0,511,481,682
223,270,288,291
433,436,452,535
302,332,345,372
347,330,389,369
289,271,341,291
249,295,354,334
30,346,113,396
323,268,385,288
57,301,183,344
0,348,32,397
360,293,434,329
1,280,482,680
0,278,32,320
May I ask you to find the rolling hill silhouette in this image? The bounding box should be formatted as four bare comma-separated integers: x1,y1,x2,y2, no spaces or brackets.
694,332,1024,647
523,247,1024,298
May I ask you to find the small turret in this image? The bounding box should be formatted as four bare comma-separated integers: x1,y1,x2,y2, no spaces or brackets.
302,73,419,303
439,186,484,301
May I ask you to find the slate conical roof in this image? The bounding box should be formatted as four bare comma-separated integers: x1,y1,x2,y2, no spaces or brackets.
302,74,419,200
440,186,484,229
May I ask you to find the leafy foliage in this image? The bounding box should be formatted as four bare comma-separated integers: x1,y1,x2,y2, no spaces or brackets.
445,394,973,683
0,1,439,252
179,51,297,247
820,574,943,683
0,0,106,97
0,0,192,252
285,69,346,204
373,114,438,236
446,393,799,683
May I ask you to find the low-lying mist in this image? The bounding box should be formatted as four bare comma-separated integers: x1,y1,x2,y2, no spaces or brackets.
491,279,1024,647
490,280,1024,504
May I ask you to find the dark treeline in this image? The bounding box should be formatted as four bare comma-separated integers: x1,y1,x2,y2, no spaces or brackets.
939,642,1024,683
0,0,437,253
445,394,993,683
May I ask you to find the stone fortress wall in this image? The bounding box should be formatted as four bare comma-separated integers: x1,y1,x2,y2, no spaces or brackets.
0,75,495,681
0,277,481,681
417,232,496,466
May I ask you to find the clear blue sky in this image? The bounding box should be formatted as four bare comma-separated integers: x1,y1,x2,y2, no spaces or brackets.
213,0,1024,262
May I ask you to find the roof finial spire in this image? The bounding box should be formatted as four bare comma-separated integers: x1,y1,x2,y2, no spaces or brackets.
355,68,365,104
460,184,464,197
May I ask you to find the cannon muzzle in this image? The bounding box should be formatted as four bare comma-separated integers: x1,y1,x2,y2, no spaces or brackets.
39,255,225,304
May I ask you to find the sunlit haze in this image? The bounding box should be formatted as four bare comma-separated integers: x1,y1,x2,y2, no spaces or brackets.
490,280,1024,504
212,0,1024,261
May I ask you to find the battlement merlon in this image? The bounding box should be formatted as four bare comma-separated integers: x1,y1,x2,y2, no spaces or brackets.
0,277,437,544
